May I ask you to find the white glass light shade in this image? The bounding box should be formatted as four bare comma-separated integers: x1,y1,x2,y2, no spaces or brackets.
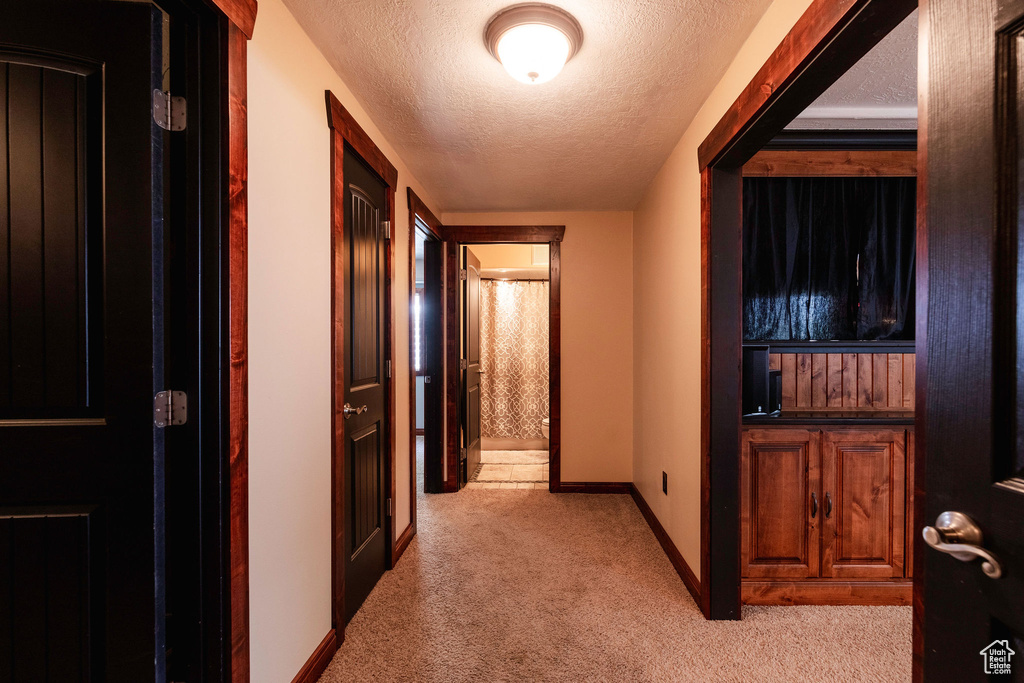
495,23,571,84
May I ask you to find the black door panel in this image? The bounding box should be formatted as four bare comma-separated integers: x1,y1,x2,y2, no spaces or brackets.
343,148,389,622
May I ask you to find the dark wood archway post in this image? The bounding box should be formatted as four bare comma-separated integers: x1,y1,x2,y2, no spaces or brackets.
202,0,257,679
696,0,916,622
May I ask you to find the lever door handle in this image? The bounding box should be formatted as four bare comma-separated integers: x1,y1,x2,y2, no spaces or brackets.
923,511,1002,579
342,403,368,419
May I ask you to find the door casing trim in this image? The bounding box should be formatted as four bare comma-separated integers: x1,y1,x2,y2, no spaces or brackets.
696,0,917,623
325,90,399,644
442,225,565,492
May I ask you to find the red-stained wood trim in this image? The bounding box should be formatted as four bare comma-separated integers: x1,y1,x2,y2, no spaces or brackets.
326,90,399,639
226,21,251,683
698,0,916,170
444,225,565,244
207,0,257,39
699,167,712,619
630,484,702,606
742,150,918,177
548,241,561,492
742,580,912,605
408,188,443,239
393,523,415,565
325,93,398,189
289,629,338,683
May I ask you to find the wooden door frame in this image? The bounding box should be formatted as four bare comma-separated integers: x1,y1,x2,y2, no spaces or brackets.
696,0,917,621
325,91,399,645
408,190,445,503
443,226,565,492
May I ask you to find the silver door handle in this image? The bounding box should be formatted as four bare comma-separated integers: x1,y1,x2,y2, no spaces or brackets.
342,403,367,419
922,511,1003,579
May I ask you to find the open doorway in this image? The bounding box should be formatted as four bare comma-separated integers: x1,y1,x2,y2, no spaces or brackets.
699,0,918,620
461,244,551,490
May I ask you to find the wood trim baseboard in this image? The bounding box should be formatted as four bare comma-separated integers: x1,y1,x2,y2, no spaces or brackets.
630,484,702,606
290,629,338,683
742,580,912,606
393,523,415,566
742,150,918,177
556,481,631,494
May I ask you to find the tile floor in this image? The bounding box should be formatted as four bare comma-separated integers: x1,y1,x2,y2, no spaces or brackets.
468,450,549,490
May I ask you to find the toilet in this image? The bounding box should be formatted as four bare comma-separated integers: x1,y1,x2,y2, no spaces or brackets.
541,417,550,439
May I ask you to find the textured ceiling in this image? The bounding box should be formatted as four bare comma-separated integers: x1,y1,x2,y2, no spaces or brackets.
282,0,773,211
789,10,917,130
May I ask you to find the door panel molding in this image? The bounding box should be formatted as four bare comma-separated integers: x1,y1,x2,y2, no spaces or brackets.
326,90,397,644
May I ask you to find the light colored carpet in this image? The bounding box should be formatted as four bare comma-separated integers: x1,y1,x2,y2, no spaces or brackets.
319,479,911,682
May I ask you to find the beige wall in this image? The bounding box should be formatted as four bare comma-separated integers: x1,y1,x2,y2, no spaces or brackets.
631,0,815,581
468,243,549,270
247,0,440,679
444,212,634,482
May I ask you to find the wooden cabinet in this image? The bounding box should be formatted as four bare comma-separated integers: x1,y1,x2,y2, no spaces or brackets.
741,429,819,579
741,424,913,604
821,429,905,578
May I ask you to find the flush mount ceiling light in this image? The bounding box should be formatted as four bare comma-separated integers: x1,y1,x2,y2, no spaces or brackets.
485,3,583,85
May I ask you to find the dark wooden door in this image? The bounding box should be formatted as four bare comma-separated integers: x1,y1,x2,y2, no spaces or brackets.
820,429,905,579
740,429,820,579
423,237,445,493
921,0,1024,678
461,246,482,487
0,2,164,680
343,148,389,622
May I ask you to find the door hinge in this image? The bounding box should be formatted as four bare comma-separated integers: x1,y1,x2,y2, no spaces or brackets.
382,220,391,239
386,497,392,516
459,269,468,281
385,360,392,378
460,359,468,370
153,89,186,131
154,390,187,427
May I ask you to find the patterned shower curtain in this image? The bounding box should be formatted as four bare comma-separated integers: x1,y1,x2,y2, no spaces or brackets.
479,280,549,439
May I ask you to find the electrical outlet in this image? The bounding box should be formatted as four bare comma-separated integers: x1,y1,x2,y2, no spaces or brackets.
662,471,668,495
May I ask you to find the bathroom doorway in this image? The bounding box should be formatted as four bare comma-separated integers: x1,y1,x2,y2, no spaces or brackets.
462,244,552,489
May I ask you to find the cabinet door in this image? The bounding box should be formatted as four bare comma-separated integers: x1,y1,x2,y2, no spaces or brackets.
821,429,906,579
741,429,820,579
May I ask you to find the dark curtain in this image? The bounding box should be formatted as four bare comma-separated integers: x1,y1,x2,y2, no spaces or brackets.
742,176,915,341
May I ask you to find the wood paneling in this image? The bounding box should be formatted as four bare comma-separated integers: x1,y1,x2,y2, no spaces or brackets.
742,580,911,605
821,429,906,579
742,150,917,177
630,484,701,606
741,429,820,579
768,352,915,411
